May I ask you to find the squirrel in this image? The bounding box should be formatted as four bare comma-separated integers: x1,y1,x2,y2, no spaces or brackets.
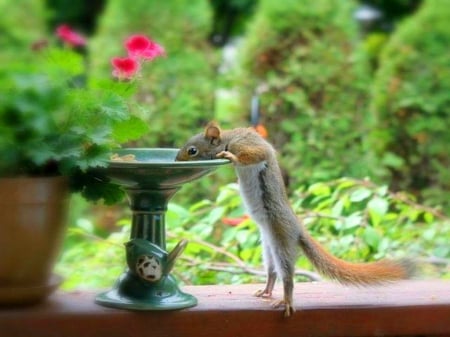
176,122,414,317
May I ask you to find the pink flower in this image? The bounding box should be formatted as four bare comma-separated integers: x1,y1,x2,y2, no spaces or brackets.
111,57,140,80
125,34,165,61
56,24,86,47
110,35,164,80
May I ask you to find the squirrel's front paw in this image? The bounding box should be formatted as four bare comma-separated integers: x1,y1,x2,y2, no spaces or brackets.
216,151,238,164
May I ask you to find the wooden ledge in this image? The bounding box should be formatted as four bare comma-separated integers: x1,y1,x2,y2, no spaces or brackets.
0,280,449,337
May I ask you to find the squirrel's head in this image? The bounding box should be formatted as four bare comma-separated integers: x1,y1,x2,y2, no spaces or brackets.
176,122,223,161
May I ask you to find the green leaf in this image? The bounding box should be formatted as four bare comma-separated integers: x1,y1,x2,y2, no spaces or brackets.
363,226,381,249
206,206,226,225
433,245,450,258
88,126,112,145
45,48,85,77
27,145,57,166
336,178,357,191
76,145,110,171
189,199,213,212
382,152,405,169
343,213,362,230
350,188,372,202
368,197,389,226
423,228,436,241
376,185,389,196
99,94,129,120
308,182,331,196
331,199,344,216
82,181,125,205
167,203,190,227
216,184,239,204
112,116,149,143
423,212,434,224
76,218,95,234
236,228,249,245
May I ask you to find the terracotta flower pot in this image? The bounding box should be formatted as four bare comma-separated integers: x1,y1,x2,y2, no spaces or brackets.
0,176,69,305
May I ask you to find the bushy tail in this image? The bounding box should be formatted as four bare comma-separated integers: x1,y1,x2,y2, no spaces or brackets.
298,231,414,285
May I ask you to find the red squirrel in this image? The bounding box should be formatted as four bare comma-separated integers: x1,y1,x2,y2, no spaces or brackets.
176,122,414,317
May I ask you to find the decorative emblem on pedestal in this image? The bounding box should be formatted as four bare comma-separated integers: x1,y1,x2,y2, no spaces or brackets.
127,239,188,285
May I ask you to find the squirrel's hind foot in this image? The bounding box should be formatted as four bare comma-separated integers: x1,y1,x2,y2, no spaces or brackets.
271,299,295,317
254,288,272,298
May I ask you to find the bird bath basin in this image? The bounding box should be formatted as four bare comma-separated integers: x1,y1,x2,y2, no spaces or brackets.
95,148,229,310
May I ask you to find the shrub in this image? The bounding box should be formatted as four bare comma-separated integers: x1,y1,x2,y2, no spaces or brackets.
368,0,450,214
230,0,371,187
0,0,47,61
57,179,449,289
44,0,106,35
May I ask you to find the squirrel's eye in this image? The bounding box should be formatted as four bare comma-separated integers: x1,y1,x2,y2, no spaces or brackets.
187,146,198,157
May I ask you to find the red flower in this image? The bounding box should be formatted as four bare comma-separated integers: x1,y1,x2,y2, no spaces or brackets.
56,24,86,47
222,215,250,227
125,34,165,61
111,57,140,80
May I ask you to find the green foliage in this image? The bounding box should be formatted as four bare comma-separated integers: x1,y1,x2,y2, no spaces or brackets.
296,178,449,266
57,179,449,290
368,0,450,213
57,217,128,289
231,0,372,187
166,184,263,285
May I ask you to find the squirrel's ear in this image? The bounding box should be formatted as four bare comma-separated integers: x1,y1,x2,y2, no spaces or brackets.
204,122,221,144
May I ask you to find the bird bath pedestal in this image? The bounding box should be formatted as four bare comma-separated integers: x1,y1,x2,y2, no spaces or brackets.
95,148,229,311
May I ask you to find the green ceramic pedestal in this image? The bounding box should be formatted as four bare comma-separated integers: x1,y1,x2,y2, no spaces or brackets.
95,148,228,311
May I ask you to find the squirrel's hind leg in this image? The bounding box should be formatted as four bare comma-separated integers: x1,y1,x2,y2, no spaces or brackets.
271,276,295,317
255,243,277,297
254,271,277,298
272,252,296,317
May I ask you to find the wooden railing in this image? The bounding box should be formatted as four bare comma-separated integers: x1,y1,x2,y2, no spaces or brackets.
1,280,449,337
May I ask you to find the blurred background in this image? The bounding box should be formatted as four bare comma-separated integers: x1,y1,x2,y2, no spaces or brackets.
1,0,448,289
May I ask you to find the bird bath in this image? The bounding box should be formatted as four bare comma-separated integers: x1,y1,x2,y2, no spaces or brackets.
95,148,229,310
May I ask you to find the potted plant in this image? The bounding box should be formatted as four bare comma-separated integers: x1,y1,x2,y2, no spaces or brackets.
0,25,164,304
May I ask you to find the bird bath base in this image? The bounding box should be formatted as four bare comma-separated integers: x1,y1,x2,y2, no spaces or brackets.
96,274,197,311
94,149,229,311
